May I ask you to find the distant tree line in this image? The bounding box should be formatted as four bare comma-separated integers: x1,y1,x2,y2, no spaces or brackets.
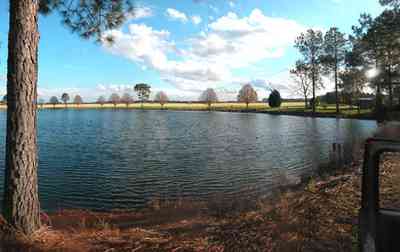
45,82,271,111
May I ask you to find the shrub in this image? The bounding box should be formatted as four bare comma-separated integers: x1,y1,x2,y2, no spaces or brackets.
309,97,320,108
268,89,282,108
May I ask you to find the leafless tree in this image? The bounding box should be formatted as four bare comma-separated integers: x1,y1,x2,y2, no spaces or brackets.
290,60,313,108
109,93,120,108
121,93,134,107
200,88,218,110
237,84,258,110
154,91,169,109
97,96,106,106
73,95,83,106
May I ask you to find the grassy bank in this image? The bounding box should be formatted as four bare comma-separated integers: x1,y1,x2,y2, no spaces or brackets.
2,153,399,251
34,102,279,111
0,102,374,119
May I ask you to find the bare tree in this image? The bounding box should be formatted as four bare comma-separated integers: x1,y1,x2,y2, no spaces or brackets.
73,95,83,106
154,91,169,109
237,84,258,110
109,93,120,108
200,88,218,110
121,93,134,107
97,96,106,107
290,60,313,109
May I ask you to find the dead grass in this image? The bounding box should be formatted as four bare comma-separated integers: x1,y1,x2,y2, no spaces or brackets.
1,154,400,251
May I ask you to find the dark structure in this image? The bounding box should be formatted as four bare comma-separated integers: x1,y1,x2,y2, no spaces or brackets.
359,124,400,252
359,98,375,110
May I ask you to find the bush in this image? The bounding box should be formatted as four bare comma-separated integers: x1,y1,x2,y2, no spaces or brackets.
268,89,282,108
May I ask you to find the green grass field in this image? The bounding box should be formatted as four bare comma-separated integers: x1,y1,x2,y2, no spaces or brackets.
32,102,303,111
0,102,372,117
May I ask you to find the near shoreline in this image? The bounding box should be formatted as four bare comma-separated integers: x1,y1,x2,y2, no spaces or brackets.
2,150,399,251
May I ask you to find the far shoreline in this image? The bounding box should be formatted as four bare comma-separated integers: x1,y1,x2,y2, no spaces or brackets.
0,102,377,121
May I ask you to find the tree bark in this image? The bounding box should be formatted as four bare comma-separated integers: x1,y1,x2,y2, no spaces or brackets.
311,56,316,114
312,72,316,113
334,53,339,114
3,0,41,235
388,66,393,108
304,96,308,109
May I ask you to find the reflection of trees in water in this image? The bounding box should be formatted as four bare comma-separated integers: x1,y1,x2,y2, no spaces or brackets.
341,120,368,164
304,118,324,171
28,111,379,210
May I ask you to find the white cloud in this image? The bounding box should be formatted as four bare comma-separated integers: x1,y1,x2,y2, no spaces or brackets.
103,9,308,100
104,24,174,71
191,9,306,68
191,15,202,25
166,8,188,23
126,5,153,20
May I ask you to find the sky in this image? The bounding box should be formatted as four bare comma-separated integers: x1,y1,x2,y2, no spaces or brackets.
0,0,384,102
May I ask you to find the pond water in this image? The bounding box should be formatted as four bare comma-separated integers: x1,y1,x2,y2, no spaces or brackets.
0,110,377,211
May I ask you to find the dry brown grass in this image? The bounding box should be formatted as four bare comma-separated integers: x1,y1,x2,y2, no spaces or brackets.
1,154,400,252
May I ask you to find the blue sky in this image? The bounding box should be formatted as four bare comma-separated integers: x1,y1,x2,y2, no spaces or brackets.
0,0,383,101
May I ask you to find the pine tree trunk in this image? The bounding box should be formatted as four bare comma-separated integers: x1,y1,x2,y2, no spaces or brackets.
312,72,316,114
3,0,41,235
334,56,339,114
388,67,393,108
304,96,308,109
311,57,316,114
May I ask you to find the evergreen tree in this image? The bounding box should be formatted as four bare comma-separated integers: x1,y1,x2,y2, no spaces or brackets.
4,0,133,235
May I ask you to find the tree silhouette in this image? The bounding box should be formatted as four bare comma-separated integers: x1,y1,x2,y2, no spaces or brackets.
134,83,151,109
295,29,324,113
290,60,313,109
321,27,348,113
268,90,282,108
49,96,59,108
61,93,70,107
380,0,400,7
339,68,366,110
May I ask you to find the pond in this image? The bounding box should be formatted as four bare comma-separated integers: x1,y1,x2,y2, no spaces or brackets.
0,110,377,211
